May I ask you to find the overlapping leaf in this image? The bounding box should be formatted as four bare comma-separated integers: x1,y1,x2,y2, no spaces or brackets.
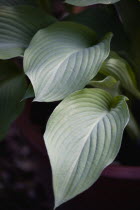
116,0,140,71
100,52,140,98
0,60,27,141
24,21,112,102
0,6,56,59
89,76,120,96
44,88,129,208
65,0,119,6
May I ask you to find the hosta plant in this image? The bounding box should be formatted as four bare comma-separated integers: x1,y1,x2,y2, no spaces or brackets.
0,0,140,209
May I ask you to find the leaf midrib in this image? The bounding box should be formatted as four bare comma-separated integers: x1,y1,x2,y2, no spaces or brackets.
54,110,108,206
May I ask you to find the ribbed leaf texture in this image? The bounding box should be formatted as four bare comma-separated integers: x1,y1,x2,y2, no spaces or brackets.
0,6,56,59
100,52,140,98
44,88,129,208
24,21,112,102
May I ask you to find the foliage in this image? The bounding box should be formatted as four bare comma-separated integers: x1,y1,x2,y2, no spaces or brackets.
45,88,129,208
24,22,112,102
0,60,27,140
0,0,139,209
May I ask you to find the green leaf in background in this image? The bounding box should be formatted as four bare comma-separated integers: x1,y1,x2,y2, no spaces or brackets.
44,88,129,208
0,6,56,59
0,0,37,6
65,5,129,52
0,60,27,141
65,0,119,6
22,83,35,101
115,0,140,73
126,110,140,141
100,52,140,98
24,21,112,102
89,76,120,96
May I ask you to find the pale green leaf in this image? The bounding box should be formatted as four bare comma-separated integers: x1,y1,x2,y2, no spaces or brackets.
65,0,119,6
0,60,27,141
100,52,140,98
44,88,129,208
89,76,120,96
24,21,112,102
0,6,56,59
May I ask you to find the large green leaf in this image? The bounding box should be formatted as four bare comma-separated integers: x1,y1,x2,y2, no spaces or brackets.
24,21,112,102
65,0,119,6
0,60,27,141
100,52,140,98
0,6,56,59
44,88,129,208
